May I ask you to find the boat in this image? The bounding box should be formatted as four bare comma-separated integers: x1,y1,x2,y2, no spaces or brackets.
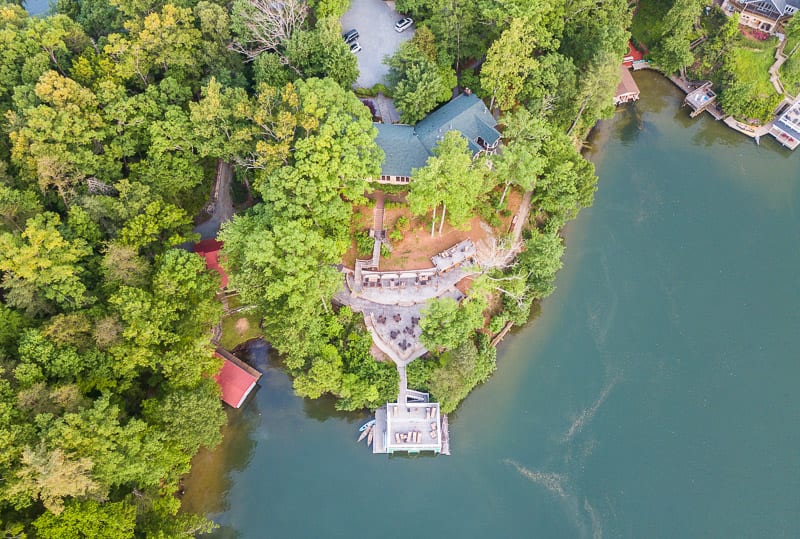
359,419,375,432
357,427,369,442
367,429,374,446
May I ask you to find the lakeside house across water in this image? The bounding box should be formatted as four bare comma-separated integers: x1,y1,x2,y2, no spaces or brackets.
726,0,800,34
769,100,800,149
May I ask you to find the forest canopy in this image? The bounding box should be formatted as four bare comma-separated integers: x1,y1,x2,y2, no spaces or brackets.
0,0,630,534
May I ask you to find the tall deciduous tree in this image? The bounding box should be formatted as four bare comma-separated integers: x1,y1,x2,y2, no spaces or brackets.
492,109,549,206
407,131,489,235
481,18,537,112
230,0,307,62
220,208,343,370
250,78,382,240
386,31,455,124
0,212,91,315
419,293,487,351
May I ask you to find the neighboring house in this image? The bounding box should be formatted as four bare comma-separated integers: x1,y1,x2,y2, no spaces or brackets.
373,92,501,185
733,0,800,32
769,100,800,149
614,65,641,106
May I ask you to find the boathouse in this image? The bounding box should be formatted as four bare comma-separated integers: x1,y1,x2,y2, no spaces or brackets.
372,402,448,455
770,101,800,149
372,93,501,185
194,239,229,289
214,347,261,408
614,66,640,106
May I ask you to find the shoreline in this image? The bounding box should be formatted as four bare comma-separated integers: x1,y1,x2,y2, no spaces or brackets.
632,64,788,142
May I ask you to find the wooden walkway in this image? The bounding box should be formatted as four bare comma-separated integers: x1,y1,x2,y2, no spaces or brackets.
440,414,450,455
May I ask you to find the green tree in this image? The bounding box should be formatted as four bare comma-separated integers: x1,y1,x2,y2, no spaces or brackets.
386,34,454,124
407,131,489,235
0,213,91,315
33,499,136,539
6,444,104,514
220,208,343,370
516,228,564,298
420,293,486,351
481,18,537,112
428,337,496,413
492,109,549,206
103,4,202,88
650,0,703,76
249,78,382,240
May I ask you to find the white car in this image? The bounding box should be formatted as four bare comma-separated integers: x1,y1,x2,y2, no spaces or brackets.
350,41,362,53
394,17,413,33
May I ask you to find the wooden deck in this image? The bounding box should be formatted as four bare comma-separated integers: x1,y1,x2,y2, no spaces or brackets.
440,414,450,456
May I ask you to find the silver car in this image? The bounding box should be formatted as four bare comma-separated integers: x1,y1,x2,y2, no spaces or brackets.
394,17,413,32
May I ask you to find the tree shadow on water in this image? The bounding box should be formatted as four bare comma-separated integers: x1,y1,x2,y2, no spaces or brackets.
613,105,646,145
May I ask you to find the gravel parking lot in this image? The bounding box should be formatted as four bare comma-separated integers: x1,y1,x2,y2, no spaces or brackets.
341,0,415,88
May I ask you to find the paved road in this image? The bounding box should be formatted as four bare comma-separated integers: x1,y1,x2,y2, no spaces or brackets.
341,0,414,88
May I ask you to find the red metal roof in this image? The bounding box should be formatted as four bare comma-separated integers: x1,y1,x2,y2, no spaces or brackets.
214,352,259,408
194,239,228,288
622,41,645,68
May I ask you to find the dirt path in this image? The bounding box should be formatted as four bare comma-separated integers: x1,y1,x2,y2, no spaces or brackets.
510,190,532,250
194,160,234,240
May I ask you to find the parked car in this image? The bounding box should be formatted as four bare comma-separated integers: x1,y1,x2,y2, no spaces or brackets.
349,41,362,53
343,29,359,43
394,17,413,32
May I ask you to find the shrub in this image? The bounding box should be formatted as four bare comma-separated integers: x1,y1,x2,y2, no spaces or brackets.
355,231,373,256
395,216,410,230
389,228,403,242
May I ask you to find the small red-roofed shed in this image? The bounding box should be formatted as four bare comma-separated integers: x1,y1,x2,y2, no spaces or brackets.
623,41,645,68
214,348,261,408
194,239,228,288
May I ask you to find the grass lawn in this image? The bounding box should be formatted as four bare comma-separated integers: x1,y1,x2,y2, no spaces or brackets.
781,36,800,95
729,42,778,98
780,55,800,96
219,309,262,350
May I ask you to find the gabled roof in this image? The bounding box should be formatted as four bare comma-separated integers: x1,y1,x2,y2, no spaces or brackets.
741,0,800,16
374,123,430,178
194,239,228,288
373,94,500,178
214,349,261,408
414,93,501,155
615,65,640,98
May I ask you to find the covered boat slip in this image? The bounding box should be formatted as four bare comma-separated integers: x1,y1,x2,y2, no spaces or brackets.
373,403,445,454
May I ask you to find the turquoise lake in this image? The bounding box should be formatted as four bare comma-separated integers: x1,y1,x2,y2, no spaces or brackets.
183,71,800,538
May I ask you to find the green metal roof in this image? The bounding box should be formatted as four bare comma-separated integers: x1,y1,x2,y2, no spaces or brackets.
374,124,430,178
415,93,500,154
374,94,500,178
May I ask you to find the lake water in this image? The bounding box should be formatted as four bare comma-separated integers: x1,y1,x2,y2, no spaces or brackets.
182,71,800,538
25,0,49,16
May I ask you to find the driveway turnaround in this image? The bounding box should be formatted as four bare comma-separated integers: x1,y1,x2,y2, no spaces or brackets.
341,0,414,88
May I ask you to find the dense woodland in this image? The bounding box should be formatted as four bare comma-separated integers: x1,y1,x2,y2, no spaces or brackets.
0,0,629,535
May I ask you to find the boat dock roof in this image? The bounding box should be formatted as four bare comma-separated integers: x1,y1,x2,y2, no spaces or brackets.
373,402,443,454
